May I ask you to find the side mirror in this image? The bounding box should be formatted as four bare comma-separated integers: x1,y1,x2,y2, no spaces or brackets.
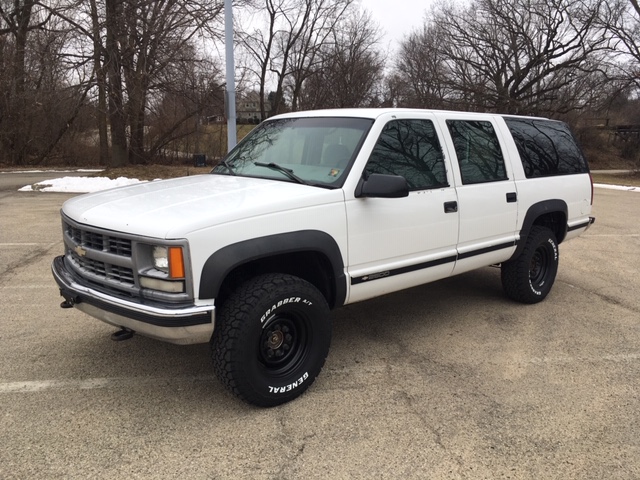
355,173,409,198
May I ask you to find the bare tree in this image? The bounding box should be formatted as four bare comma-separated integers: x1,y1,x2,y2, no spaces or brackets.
284,0,353,111
0,0,95,165
297,10,385,109
239,0,279,120
50,0,227,166
0,0,51,163
146,50,225,159
602,0,640,90
42,0,112,164
393,24,451,109
395,0,613,116
104,0,225,164
239,0,354,119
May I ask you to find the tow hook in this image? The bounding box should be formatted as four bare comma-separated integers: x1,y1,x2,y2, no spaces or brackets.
111,328,135,341
60,294,80,309
60,300,74,309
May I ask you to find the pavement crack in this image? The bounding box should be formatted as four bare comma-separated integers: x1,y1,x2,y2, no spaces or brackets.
272,412,316,479
0,243,58,285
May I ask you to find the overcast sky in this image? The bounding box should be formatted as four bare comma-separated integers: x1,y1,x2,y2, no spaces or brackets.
364,0,432,51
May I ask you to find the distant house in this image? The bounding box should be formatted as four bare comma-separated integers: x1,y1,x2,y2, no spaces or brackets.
236,92,270,123
206,92,271,124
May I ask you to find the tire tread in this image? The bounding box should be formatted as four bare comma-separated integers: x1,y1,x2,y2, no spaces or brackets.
211,273,329,406
501,226,558,304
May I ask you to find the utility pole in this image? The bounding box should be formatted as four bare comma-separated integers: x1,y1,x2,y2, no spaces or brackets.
224,0,237,152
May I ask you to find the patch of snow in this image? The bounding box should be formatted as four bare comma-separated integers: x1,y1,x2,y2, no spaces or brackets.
594,183,640,192
18,176,145,193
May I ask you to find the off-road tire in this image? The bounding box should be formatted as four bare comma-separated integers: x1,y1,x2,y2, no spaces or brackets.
211,273,331,407
501,226,559,304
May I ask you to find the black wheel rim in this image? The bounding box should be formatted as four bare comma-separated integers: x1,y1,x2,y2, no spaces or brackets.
259,313,307,375
529,245,550,287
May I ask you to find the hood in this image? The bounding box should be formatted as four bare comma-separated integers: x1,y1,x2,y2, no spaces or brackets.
62,174,343,239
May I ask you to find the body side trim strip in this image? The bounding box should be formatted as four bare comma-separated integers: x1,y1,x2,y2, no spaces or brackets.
350,240,517,285
457,240,517,260
351,255,457,285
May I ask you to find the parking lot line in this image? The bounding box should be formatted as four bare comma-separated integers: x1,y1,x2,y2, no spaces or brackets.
0,376,217,394
0,243,58,246
1,285,51,289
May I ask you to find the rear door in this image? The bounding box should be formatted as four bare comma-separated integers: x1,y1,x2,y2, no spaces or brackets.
439,115,519,274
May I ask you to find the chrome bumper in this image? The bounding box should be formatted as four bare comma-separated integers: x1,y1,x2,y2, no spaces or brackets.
52,256,214,345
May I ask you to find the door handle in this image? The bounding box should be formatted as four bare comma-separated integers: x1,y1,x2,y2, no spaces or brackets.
506,192,517,203
444,201,458,213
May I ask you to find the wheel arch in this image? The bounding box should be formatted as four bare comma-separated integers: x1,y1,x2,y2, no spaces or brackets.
511,199,568,260
199,230,346,309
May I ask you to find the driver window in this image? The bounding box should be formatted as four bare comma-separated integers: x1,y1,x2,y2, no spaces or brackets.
365,119,448,191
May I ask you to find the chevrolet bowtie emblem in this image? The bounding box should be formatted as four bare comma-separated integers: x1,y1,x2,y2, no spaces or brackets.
74,245,87,257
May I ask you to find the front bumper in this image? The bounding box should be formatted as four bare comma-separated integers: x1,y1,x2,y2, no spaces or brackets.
52,256,215,345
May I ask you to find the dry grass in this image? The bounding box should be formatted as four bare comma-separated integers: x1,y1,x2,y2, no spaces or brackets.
591,171,640,187
94,165,211,181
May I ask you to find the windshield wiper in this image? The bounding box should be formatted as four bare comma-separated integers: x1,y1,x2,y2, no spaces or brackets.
219,159,236,175
254,162,307,185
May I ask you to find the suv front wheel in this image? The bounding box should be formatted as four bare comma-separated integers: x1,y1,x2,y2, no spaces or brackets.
211,273,331,407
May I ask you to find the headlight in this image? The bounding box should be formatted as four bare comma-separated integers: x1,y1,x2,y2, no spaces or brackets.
152,246,185,279
142,244,187,294
153,246,169,272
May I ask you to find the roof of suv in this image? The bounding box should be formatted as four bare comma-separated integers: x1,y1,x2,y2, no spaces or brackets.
269,108,552,122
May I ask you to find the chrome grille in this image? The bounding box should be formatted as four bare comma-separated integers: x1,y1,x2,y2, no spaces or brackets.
63,219,137,295
64,222,132,257
108,265,135,284
69,252,135,286
108,238,132,256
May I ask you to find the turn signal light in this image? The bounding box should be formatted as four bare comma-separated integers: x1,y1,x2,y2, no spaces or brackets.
168,247,185,279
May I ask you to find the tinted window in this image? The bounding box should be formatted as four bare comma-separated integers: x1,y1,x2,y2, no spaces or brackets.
365,119,448,191
447,120,508,185
504,118,588,178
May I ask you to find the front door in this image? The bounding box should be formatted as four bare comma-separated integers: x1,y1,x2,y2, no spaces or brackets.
345,115,459,304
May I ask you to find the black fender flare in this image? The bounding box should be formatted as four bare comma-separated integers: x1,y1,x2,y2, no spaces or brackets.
511,199,568,259
199,230,346,307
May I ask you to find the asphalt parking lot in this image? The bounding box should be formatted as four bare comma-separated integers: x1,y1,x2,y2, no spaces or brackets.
1,179,639,479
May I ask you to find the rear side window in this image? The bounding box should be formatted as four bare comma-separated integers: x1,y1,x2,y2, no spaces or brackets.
365,119,448,191
504,118,589,178
446,120,508,185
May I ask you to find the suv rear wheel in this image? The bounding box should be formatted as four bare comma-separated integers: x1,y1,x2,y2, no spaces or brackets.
501,226,559,304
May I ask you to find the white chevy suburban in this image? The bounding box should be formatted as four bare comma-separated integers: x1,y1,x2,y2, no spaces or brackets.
52,108,595,406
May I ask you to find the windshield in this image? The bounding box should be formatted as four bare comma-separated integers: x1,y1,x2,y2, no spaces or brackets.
212,117,374,188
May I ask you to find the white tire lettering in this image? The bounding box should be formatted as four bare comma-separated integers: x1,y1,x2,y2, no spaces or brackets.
260,297,306,324
268,372,309,394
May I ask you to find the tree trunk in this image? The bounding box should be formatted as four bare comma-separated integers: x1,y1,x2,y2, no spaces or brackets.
105,0,128,167
9,1,34,165
127,82,147,164
90,0,110,165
